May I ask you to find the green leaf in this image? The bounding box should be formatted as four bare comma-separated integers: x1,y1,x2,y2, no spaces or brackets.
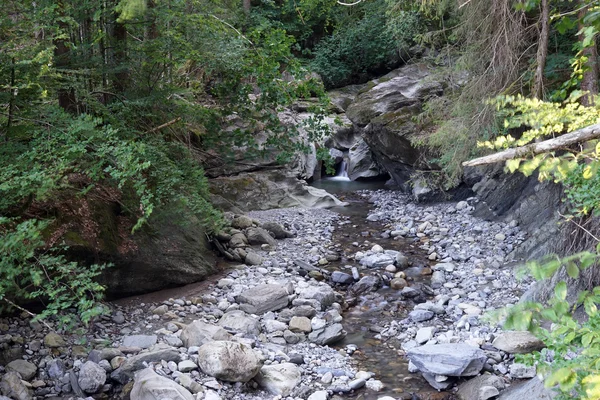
566,262,579,279
506,159,521,173
555,281,567,301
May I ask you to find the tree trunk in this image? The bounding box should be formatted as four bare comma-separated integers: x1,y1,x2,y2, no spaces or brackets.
579,5,599,106
113,18,129,92
243,0,251,15
54,1,77,113
533,0,549,99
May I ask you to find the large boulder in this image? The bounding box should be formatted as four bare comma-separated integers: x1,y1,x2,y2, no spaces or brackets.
218,310,261,335
457,374,505,400
308,323,346,345
344,64,443,189
492,331,545,354
0,372,32,400
78,361,106,394
180,320,231,348
237,284,290,314
6,360,37,381
406,343,486,377
246,227,277,247
111,344,180,384
348,138,383,180
297,285,336,309
255,363,302,396
498,377,556,400
197,341,261,382
131,368,193,400
210,170,346,212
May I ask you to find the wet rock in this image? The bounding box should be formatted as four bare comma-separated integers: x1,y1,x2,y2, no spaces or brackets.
180,320,231,347
351,275,380,295
218,310,261,335
78,361,106,394
498,377,556,399
360,253,395,268
331,271,354,284
407,343,487,377
409,310,434,322
131,368,193,400
457,374,505,400
111,345,180,384
246,227,277,246
43,332,66,348
6,360,37,381
256,363,301,396
308,323,346,345
492,331,545,354
245,252,263,265
0,372,32,400
237,284,289,314
122,335,157,349
197,341,261,382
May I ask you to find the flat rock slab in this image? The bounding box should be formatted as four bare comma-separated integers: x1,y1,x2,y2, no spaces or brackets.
111,345,180,384
308,323,346,345
6,359,37,380
498,377,556,400
237,284,289,314
492,331,544,354
218,311,261,335
407,343,486,377
122,335,157,349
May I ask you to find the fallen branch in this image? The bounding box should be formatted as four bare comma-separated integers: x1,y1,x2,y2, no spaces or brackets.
462,123,600,167
145,117,182,134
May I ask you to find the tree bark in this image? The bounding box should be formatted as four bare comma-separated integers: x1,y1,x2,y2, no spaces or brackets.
243,0,251,15
462,123,600,167
579,4,599,106
113,18,129,92
533,0,549,99
54,1,77,113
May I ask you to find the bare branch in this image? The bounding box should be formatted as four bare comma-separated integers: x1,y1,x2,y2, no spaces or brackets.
462,123,600,167
145,117,182,134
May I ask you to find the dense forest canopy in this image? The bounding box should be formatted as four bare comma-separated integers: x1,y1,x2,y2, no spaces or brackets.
4,0,600,395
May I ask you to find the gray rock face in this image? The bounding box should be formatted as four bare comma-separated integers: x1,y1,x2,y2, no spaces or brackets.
246,227,277,246
407,344,487,377
218,310,261,335
78,361,106,394
237,284,289,314
0,372,32,400
345,64,443,188
498,377,556,400
255,363,302,396
131,368,193,400
111,345,180,384
180,320,231,348
347,138,383,181
492,331,545,354
122,335,157,349
308,323,346,345
457,374,505,400
197,341,261,382
6,360,37,381
209,170,346,213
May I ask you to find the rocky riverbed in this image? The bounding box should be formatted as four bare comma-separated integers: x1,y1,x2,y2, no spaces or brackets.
0,188,556,400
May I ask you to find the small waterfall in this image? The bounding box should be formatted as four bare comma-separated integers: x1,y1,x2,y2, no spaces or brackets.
332,159,350,181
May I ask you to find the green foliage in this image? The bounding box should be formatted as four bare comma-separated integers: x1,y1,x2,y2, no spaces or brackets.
310,0,409,88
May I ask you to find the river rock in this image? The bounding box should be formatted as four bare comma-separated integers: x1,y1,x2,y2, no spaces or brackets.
298,285,336,309
78,361,106,394
229,233,249,248
6,360,37,380
111,344,180,384
351,275,380,295
407,343,487,377
430,270,446,288
498,377,556,399
261,221,293,239
197,341,261,382
122,335,157,349
131,368,193,400
246,227,277,246
0,372,31,400
331,271,354,284
359,253,395,268
180,320,231,347
308,390,329,400
422,373,454,390
416,327,436,344
47,359,65,379
457,374,505,400
509,363,537,379
492,331,545,354
409,309,434,322
308,323,346,345
218,310,261,335
237,284,289,314
289,316,312,333
231,216,254,229
390,277,407,290
245,252,263,265
255,363,302,396
43,332,66,348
